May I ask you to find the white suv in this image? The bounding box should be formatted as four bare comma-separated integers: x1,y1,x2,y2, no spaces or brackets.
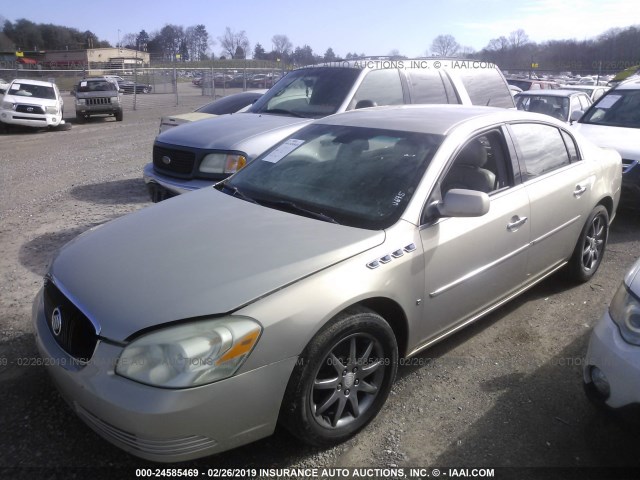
0,78,67,131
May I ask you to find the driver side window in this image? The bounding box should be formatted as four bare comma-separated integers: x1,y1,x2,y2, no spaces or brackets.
440,130,511,196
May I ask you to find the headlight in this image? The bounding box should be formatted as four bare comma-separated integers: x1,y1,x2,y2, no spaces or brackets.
610,282,640,345
1,101,14,110
116,316,261,388
76,99,86,105
46,105,59,114
110,96,120,104
199,153,247,174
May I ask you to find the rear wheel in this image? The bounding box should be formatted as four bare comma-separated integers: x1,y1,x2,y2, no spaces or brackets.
280,307,398,446
566,205,609,282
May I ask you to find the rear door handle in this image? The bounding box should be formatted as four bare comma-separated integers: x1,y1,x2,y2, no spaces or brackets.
507,216,528,232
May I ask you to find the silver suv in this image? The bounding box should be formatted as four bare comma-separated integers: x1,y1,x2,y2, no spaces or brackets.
73,77,123,123
143,59,514,201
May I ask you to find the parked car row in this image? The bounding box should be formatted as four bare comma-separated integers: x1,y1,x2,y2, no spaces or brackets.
192,72,283,89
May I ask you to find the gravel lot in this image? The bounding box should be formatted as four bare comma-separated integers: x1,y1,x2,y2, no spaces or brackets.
1,88,639,479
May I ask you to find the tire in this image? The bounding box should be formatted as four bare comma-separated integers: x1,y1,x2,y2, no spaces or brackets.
115,110,123,122
76,113,85,124
566,205,609,283
279,307,398,446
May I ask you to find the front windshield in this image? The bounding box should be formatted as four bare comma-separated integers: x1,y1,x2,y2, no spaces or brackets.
222,124,443,230
8,82,56,100
580,89,640,128
77,80,116,92
249,67,361,119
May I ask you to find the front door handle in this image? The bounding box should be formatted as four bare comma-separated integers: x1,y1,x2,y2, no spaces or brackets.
507,216,528,232
573,184,587,197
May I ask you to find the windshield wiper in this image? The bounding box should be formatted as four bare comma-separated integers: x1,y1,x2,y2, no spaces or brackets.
261,108,306,118
218,184,258,204
259,198,340,224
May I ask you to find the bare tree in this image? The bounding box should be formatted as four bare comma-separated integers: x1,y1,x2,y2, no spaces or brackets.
271,34,292,58
430,34,460,57
508,29,529,49
219,27,249,59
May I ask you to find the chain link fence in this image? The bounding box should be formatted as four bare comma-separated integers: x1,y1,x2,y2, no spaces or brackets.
0,65,284,111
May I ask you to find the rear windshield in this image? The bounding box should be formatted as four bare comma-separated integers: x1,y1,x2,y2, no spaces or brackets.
77,80,117,92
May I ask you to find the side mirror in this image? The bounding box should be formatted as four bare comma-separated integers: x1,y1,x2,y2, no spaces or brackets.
437,189,490,218
570,110,584,123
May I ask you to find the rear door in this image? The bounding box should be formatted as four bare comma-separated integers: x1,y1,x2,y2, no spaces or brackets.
507,122,595,279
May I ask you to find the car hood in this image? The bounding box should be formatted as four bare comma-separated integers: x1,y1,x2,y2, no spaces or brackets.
155,112,312,151
573,123,640,160
4,93,58,107
50,188,384,341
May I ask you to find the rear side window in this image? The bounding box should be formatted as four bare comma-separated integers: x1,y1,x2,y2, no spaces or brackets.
352,69,404,108
457,68,514,108
510,123,570,180
405,69,454,104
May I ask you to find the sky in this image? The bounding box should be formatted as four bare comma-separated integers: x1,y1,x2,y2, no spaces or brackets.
4,0,638,57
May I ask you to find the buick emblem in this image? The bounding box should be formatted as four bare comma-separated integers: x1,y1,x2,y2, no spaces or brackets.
162,155,172,165
51,307,63,336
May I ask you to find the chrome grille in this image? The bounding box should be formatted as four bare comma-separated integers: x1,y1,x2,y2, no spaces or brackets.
43,278,98,362
16,104,45,114
86,97,111,106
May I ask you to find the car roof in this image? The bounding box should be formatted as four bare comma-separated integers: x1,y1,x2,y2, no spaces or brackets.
314,104,554,136
9,78,55,87
614,78,640,90
515,89,587,97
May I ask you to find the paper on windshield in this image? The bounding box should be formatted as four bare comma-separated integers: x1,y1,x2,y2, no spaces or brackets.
262,139,305,163
596,95,621,109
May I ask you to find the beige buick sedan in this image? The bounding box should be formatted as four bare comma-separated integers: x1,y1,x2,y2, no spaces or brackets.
33,105,621,462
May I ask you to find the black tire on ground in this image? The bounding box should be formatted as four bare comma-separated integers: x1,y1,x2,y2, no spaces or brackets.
76,114,85,124
115,110,123,122
566,205,609,283
279,306,398,447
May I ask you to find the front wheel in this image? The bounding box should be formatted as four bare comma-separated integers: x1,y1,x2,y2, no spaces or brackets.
566,205,609,283
279,307,398,446
115,110,123,122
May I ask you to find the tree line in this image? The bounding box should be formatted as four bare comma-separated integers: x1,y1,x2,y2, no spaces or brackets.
2,17,638,73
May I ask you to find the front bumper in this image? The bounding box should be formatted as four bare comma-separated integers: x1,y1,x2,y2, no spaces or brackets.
584,310,640,409
0,109,62,127
143,163,216,195
32,289,297,462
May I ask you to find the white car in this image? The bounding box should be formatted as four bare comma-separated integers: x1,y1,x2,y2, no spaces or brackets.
584,257,640,411
0,78,67,131
572,78,640,206
0,78,10,94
